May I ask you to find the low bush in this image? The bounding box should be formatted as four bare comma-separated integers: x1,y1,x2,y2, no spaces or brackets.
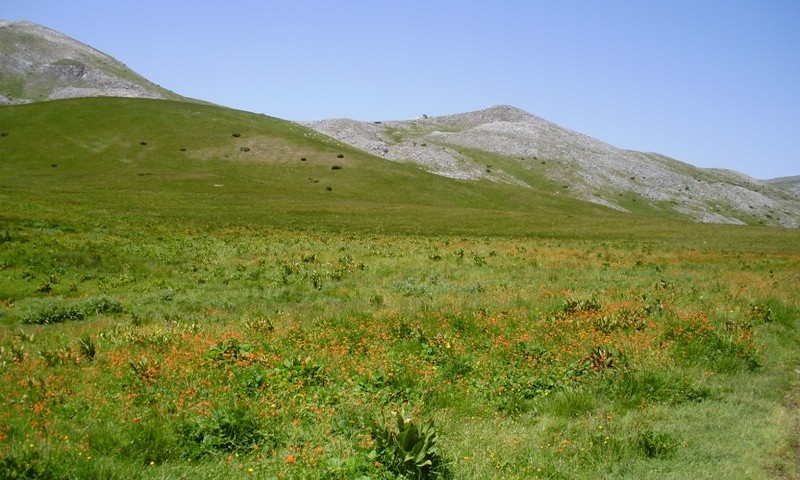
180,405,276,458
22,296,123,324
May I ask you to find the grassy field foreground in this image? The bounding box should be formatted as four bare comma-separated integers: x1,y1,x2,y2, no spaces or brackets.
0,222,799,479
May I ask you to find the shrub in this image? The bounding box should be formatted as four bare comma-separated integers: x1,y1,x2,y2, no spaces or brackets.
561,297,602,314
0,451,54,480
331,165,342,170
180,405,274,457
23,299,83,324
336,153,344,158
23,296,123,325
82,295,123,316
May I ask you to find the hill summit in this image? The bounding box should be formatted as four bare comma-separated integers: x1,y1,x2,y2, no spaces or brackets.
305,106,800,227
0,20,184,104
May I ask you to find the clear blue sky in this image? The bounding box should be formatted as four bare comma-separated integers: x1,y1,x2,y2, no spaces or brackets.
4,1,799,179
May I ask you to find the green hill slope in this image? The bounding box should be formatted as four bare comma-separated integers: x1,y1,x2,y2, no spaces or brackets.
0,98,614,232
0,97,796,250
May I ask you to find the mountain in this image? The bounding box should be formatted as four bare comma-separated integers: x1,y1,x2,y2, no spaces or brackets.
766,176,800,197
0,20,185,104
304,106,800,227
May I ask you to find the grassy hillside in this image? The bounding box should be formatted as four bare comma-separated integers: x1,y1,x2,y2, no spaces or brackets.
0,98,602,232
767,176,800,195
1,98,799,479
1,98,797,247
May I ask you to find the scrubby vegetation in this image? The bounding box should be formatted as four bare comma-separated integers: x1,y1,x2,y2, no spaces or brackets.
1,225,798,478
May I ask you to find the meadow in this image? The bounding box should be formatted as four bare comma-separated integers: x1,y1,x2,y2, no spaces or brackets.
1,98,799,479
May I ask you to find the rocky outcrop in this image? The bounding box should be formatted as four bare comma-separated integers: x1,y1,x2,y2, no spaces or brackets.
305,106,800,227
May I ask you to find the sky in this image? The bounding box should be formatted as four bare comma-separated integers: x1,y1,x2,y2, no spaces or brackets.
4,0,799,179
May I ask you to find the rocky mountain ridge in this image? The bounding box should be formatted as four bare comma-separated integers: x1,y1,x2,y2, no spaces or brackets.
0,20,183,104
305,106,800,227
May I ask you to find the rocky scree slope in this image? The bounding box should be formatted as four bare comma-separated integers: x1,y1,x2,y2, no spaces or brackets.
0,20,184,104
305,106,800,227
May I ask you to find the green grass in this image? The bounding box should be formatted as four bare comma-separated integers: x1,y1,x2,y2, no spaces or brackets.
1,98,799,478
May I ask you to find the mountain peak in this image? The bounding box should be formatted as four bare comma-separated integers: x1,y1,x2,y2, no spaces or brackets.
0,19,185,104
475,104,534,121
426,105,535,126
306,105,800,227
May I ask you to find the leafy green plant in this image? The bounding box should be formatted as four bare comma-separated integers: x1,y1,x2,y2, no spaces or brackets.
2,343,27,364
129,356,160,383
369,293,385,307
586,346,618,372
0,450,54,480
275,355,325,386
561,297,602,314
23,299,83,324
81,295,123,316
368,411,450,479
208,338,253,363
39,346,76,367
637,430,678,458
22,296,123,325
180,405,274,457
78,336,96,361
243,316,274,333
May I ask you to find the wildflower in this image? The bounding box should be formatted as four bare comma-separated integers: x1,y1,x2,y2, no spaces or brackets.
286,454,296,464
